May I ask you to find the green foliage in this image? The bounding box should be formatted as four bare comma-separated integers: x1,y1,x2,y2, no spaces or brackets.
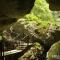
25,14,38,21
34,42,44,50
25,0,54,21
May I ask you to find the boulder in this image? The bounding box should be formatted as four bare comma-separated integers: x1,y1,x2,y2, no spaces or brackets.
47,41,60,60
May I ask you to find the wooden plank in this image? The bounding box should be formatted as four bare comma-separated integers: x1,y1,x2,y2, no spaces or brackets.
3,50,22,56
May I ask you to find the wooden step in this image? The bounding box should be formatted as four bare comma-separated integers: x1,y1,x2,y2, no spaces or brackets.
3,50,22,56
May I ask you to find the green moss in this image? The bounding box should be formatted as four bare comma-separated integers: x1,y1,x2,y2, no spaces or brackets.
47,41,60,60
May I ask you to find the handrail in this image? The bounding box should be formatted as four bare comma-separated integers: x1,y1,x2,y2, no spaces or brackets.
2,43,33,56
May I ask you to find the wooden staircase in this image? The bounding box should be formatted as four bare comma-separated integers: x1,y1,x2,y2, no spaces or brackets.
1,42,33,60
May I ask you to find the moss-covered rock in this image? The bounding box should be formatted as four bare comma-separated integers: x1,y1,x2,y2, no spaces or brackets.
47,41,60,60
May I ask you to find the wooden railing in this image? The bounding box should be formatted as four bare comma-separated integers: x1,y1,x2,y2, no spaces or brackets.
0,42,33,60
0,34,34,60
3,43,33,56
